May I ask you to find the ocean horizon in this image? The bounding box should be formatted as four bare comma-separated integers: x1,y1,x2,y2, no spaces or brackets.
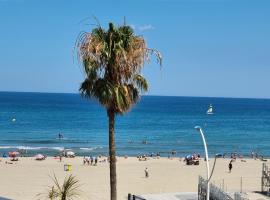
2,90,270,100
0,91,269,157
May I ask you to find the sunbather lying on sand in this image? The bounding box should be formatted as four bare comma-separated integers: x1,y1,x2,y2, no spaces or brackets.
11,157,19,161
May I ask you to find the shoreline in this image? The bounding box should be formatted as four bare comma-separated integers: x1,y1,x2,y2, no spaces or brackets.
2,155,268,162
2,153,269,159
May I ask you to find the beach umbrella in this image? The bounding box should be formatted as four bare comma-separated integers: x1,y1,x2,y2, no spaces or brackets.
66,151,75,157
35,154,45,160
9,151,20,157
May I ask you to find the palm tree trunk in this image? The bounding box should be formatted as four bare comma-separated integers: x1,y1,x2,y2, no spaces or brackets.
108,109,117,200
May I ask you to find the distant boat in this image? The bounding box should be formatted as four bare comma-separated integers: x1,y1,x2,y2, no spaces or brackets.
206,104,214,115
12,118,16,122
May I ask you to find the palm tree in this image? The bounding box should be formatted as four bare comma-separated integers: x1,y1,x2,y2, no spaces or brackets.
76,21,162,200
37,174,81,200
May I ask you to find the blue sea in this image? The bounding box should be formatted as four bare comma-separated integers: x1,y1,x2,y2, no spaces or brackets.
0,92,269,157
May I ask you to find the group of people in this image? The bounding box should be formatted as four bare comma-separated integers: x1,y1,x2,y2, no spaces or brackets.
184,153,200,165
250,151,267,161
138,155,148,161
0,152,19,164
137,152,162,160
83,156,98,165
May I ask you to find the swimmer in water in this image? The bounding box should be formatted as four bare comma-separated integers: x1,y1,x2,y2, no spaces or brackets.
58,133,63,139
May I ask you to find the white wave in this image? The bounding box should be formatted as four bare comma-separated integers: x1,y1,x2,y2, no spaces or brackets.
54,137,68,140
0,146,103,152
79,147,102,151
0,146,14,149
0,146,64,151
50,147,65,151
17,146,43,150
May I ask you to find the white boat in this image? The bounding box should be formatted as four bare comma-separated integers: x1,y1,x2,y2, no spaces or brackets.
206,104,214,115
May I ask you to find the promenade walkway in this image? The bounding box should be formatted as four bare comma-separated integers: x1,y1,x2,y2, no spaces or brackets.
139,192,197,200
139,192,270,200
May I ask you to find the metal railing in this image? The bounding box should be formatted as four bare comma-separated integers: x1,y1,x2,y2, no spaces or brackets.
262,163,270,196
198,176,249,200
128,193,146,200
212,176,261,193
234,192,249,200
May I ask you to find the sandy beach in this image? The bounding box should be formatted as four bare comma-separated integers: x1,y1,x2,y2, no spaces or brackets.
0,156,267,200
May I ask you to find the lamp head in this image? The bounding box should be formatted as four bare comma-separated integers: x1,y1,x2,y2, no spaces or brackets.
194,126,201,132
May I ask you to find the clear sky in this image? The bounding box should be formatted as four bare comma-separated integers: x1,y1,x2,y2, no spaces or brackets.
0,0,269,98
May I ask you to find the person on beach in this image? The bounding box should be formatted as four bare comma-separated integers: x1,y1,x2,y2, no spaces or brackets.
91,156,94,165
145,167,149,178
83,156,87,165
95,157,98,165
229,160,232,173
251,151,254,159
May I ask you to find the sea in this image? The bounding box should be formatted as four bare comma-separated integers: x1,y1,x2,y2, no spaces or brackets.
0,91,269,157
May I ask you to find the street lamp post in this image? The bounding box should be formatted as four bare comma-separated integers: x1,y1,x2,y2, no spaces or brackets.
195,126,210,200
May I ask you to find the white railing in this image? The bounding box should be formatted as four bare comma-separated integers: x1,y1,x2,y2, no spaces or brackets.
198,176,249,200
262,163,270,196
234,192,249,200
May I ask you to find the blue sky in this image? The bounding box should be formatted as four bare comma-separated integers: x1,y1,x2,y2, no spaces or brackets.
0,0,269,98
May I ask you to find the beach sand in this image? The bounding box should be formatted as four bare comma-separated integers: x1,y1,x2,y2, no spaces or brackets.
0,157,267,200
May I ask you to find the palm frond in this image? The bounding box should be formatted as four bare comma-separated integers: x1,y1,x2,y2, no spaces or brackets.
48,186,58,200
133,74,148,92
61,175,81,200
36,186,58,200
51,174,62,196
